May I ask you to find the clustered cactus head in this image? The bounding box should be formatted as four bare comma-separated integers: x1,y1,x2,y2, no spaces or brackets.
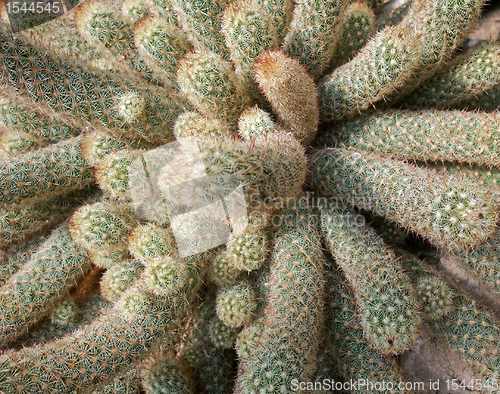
0,0,499,391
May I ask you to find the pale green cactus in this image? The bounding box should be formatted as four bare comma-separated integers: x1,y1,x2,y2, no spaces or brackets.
0,0,499,391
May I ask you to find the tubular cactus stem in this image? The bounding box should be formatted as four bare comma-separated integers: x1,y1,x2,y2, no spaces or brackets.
133,16,191,88
320,207,421,355
0,225,92,347
158,132,307,209
330,2,376,69
0,190,91,249
282,0,348,79
254,50,319,145
335,110,500,168
169,0,231,59
234,206,325,392
75,0,156,83
0,96,82,151
397,0,485,93
0,279,197,393
0,26,186,143
0,233,49,285
309,147,499,250
429,292,500,386
222,0,280,101
177,50,249,127
69,202,140,267
406,42,500,108
0,136,94,206
324,265,412,392
318,25,421,121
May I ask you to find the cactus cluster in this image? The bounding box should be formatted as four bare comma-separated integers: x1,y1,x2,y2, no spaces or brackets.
0,0,500,392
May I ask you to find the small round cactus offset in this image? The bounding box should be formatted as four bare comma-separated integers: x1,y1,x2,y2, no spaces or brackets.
0,0,498,391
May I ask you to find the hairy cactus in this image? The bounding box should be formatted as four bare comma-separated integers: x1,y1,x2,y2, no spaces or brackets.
0,0,499,390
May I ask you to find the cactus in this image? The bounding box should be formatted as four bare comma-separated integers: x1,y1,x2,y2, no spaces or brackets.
309,147,498,250
334,110,500,167
0,0,499,390
319,206,421,354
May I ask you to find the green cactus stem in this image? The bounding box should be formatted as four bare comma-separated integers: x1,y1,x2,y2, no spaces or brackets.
0,26,185,143
334,110,500,168
0,136,94,206
234,206,325,392
169,0,231,59
320,207,421,355
133,16,190,88
323,265,412,393
176,50,249,127
282,0,348,79
330,2,375,69
309,146,499,250
0,225,92,347
319,25,421,121
254,50,319,144
405,41,500,108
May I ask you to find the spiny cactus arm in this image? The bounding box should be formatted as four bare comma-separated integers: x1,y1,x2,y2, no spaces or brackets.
396,249,454,320
225,219,269,272
0,130,41,156
0,189,91,249
173,111,231,138
215,281,258,328
330,2,376,69
133,16,191,88
100,259,143,302
0,27,185,143
254,50,319,145
0,225,92,347
0,280,195,393
121,0,150,23
255,0,293,41
0,136,94,205
222,0,280,101
308,147,499,250
157,132,307,209
451,231,500,297
405,41,500,108
145,0,178,25
334,110,500,167
429,163,500,203
324,266,413,393
396,0,485,94
0,85,88,140
320,207,421,355
128,223,177,264
234,206,325,392
177,50,249,128
429,293,500,386
69,202,140,268
93,367,141,394
318,25,421,121
457,82,500,112
237,106,276,139
0,232,49,285
169,0,231,59
281,0,348,79
17,14,98,61
81,130,145,166
95,150,146,200
139,349,195,394
74,0,156,82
